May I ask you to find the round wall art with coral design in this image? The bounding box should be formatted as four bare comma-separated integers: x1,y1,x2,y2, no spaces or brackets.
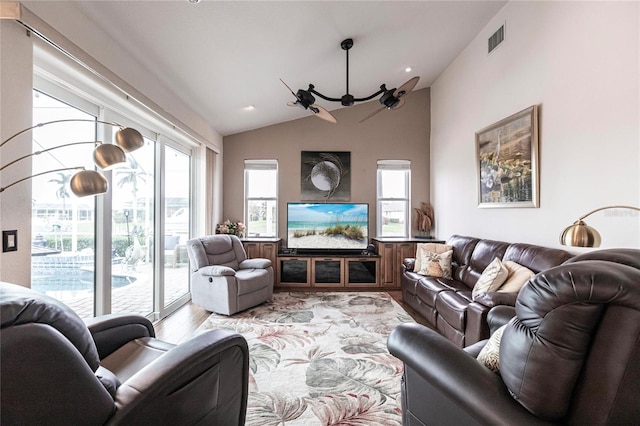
300,151,351,201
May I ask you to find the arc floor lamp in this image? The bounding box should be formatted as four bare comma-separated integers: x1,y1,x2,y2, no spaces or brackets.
560,205,640,247
0,119,144,197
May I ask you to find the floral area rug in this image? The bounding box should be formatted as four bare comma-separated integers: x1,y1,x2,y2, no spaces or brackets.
195,292,415,425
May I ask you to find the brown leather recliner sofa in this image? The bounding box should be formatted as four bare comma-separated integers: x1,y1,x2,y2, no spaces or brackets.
402,234,572,347
388,248,640,425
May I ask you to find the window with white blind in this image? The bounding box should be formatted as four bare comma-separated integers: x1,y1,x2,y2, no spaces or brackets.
244,160,278,237
377,160,411,237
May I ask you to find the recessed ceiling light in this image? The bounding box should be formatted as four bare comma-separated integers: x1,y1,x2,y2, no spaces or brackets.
188,0,201,4
405,67,412,73
244,105,255,111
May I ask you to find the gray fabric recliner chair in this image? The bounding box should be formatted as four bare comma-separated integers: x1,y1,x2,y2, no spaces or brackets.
186,234,274,315
0,281,249,425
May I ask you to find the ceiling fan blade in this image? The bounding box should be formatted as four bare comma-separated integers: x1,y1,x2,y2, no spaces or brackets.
359,106,386,123
280,78,298,98
391,97,406,110
287,101,299,107
310,104,337,123
394,76,420,98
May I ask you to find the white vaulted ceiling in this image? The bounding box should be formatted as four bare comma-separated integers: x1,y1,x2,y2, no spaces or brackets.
22,1,506,136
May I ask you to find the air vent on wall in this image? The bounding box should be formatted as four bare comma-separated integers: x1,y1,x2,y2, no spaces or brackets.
488,24,505,54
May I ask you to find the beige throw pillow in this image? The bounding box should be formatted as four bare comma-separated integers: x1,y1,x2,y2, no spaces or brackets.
477,323,507,373
498,261,535,294
416,249,453,279
472,257,509,299
414,243,452,273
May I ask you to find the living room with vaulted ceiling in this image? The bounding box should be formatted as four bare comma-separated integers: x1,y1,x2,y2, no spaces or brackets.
1,1,639,425
1,1,638,285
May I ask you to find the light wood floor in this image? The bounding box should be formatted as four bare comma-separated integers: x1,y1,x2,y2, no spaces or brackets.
154,290,429,344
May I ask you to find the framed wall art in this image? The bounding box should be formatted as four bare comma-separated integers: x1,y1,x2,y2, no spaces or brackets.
301,151,351,201
476,105,539,208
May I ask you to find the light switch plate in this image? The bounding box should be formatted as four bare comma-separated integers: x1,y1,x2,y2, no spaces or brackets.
2,230,17,252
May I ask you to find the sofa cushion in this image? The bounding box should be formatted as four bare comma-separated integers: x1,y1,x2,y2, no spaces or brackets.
0,282,100,371
414,243,452,275
498,261,535,294
455,240,510,287
416,277,469,309
235,268,271,296
503,243,573,274
477,323,507,373
436,290,473,330
416,249,453,278
472,257,509,299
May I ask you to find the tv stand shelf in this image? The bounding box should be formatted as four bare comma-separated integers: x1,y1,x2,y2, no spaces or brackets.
277,253,380,289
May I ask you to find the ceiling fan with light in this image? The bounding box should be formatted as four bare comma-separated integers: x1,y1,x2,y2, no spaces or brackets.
281,38,420,124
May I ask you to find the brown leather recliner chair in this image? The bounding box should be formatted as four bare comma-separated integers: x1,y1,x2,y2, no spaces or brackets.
388,249,640,425
0,282,249,425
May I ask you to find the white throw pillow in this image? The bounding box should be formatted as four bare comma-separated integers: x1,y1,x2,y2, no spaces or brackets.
472,257,509,299
498,261,535,294
416,249,453,279
477,323,507,373
414,243,452,274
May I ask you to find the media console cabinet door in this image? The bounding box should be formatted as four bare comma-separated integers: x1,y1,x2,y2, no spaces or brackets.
395,243,416,287
312,258,344,287
278,258,311,287
376,241,416,288
346,257,379,287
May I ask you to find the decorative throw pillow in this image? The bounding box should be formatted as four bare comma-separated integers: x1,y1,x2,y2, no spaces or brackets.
477,323,507,373
414,243,452,273
498,261,535,294
416,249,453,278
472,257,509,299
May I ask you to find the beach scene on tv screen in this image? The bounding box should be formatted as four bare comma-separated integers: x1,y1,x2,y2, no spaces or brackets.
287,203,368,249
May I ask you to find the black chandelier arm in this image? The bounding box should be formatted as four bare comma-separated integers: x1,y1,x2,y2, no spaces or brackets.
352,86,387,103
308,85,343,103
308,84,388,104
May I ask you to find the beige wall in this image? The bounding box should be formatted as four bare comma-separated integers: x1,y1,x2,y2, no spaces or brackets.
0,20,33,285
222,88,431,245
431,1,639,250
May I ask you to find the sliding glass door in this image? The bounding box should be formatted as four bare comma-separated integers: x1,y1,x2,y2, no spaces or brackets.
31,85,194,320
30,90,97,318
163,145,191,308
111,137,156,315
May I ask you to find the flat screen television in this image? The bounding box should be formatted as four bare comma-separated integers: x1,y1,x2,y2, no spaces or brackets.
287,202,369,252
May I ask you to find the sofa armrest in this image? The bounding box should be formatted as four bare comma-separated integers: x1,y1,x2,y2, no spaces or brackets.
86,313,155,359
110,329,249,425
403,257,416,272
474,291,518,308
387,323,551,425
239,258,272,269
488,305,516,330
198,265,236,276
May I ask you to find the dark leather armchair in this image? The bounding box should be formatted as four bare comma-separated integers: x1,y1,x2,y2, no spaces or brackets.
0,282,249,425
388,249,640,425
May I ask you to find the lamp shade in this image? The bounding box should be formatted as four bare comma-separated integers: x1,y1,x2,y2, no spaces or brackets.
560,220,602,248
115,127,144,152
93,144,126,170
69,170,108,197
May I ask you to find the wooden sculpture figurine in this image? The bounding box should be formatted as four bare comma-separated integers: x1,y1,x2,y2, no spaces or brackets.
415,202,434,236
